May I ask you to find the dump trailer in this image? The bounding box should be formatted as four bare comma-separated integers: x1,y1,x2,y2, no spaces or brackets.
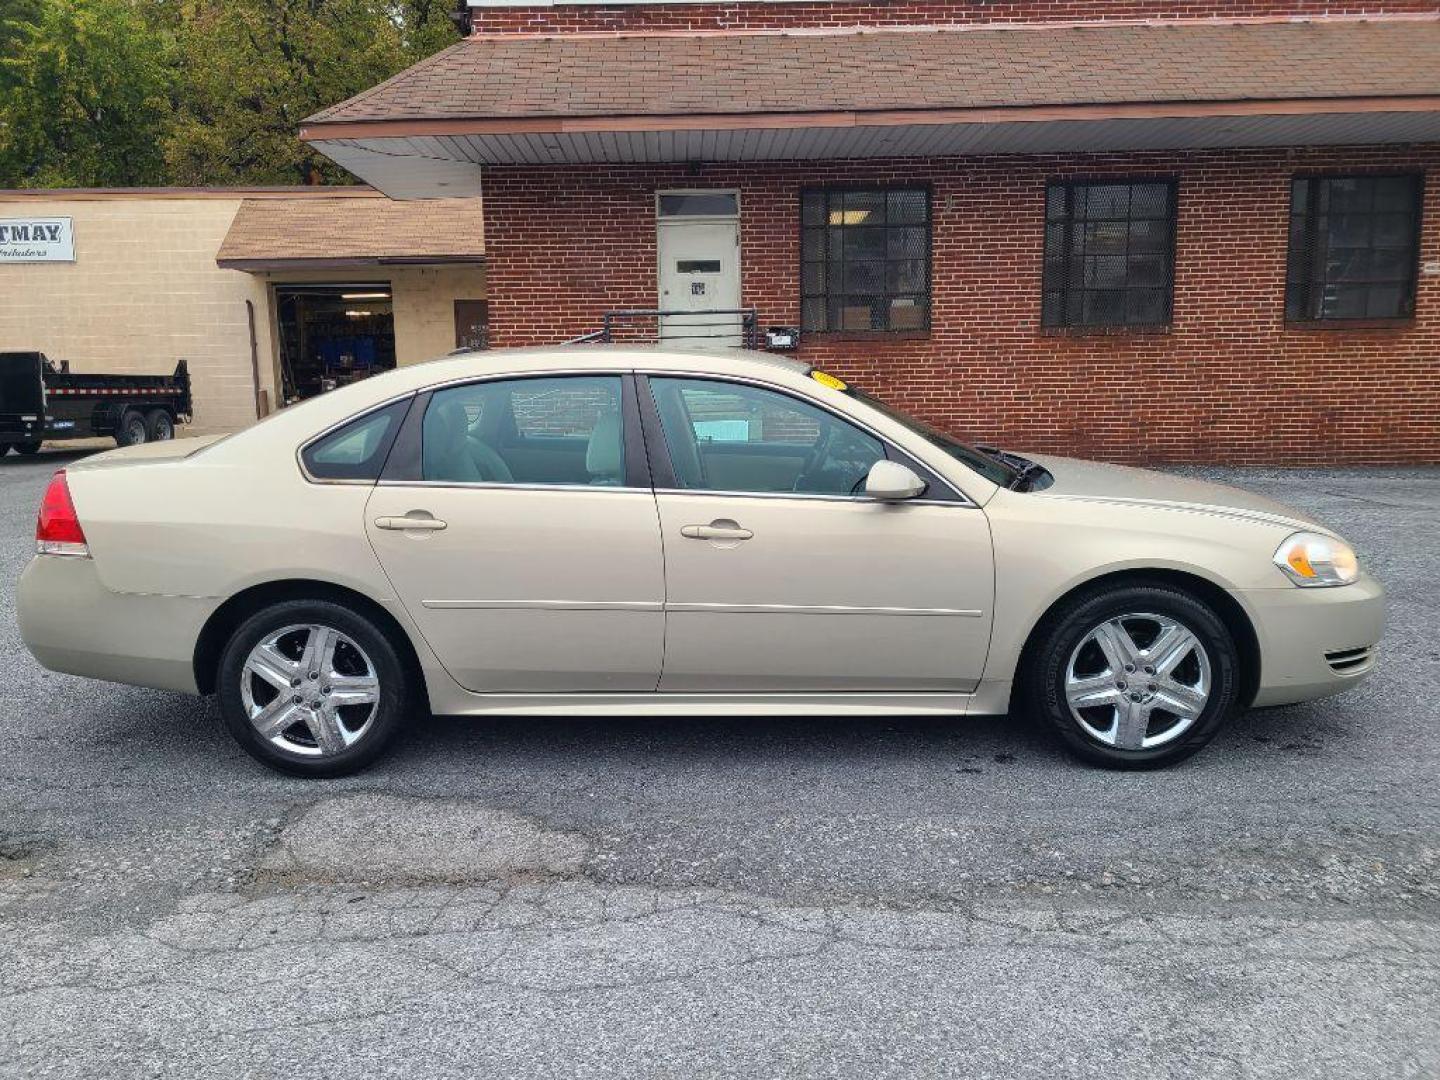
0,351,192,454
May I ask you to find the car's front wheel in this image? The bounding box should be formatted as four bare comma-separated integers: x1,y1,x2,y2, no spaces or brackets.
217,599,409,777
1027,583,1240,769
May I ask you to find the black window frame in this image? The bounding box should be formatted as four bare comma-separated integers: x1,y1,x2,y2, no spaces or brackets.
1041,177,1178,330
635,373,960,503
799,186,932,335
298,396,413,483
1285,172,1425,325
379,373,650,489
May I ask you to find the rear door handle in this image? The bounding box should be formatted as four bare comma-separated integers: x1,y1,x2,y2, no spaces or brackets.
374,515,448,532
680,523,753,541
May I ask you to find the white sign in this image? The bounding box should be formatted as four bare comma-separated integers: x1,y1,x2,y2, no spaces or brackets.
0,217,74,263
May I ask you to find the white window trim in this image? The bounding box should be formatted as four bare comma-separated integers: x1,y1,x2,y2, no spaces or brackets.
655,189,741,223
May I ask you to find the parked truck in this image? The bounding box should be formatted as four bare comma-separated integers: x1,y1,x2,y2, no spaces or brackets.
0,351,192,454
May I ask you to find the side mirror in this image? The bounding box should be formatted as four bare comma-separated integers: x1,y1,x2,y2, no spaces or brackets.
864,460,927,501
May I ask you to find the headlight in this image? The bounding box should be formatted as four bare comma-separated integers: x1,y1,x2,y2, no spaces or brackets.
1273,531,1360,587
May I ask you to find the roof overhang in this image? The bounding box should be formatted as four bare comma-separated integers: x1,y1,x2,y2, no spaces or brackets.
301,96,1440,198
217,254,486,272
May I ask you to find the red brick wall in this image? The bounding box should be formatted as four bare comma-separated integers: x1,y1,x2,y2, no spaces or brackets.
470,0,1440,35
480,145,1440,465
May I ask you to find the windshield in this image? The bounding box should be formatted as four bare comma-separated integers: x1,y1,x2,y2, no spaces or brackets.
840,384,1017,487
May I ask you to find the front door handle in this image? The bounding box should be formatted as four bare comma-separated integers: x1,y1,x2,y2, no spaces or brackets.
374,514,448,532
680,522,753,541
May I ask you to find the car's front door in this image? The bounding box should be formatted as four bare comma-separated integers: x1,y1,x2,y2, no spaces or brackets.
642,375,994,693
365,373,664,693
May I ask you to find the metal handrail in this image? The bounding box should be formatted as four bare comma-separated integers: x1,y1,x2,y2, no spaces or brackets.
594,308,760,349
562,330,608,345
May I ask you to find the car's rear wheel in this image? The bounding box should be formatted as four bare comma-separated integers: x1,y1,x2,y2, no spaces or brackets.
217,599,408,777
115,408,147,447
145,408,174,441
1026,583,1240,769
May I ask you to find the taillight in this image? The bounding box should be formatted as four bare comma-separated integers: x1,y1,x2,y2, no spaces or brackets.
36,470,89,557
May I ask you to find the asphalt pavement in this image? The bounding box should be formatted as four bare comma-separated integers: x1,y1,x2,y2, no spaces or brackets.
0,446,1436,1079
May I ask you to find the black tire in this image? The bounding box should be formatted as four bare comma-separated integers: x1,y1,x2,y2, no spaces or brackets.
217,599,410,777
144,408,174,442
15,441,41,456
115,408,147,447
1025,582,1240,769
0,442,13,456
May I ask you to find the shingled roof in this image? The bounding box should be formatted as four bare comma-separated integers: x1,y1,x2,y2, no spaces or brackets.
305,18,1440,127
217,193,484,269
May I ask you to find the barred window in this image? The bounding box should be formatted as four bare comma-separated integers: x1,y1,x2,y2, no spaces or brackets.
800,189,930,333
1042,180,1176,328
1286,175,1423,322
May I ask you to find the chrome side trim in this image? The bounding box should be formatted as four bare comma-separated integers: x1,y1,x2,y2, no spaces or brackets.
421,598,981,617
422,599,662,612
378,480,653,494
655,487,973,507
667,602,984,617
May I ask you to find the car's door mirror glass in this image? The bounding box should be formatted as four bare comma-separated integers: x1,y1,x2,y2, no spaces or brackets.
864,460,927,500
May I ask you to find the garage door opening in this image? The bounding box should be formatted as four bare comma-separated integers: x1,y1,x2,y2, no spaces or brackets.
275,283,395,402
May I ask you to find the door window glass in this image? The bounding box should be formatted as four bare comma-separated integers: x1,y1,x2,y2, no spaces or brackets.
650,377,884,496
422,376,625,486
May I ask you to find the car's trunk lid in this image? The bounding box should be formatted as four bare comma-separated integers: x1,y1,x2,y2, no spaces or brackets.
66,434,227,470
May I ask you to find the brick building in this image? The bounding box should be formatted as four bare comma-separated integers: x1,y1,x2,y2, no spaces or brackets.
301,0,1440,464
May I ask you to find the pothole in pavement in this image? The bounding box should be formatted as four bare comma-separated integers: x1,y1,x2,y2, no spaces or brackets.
255,795,589,887
0,832,56,879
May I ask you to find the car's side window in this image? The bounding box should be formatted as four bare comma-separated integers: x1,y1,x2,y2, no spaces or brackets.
301,398,410,482
649,377,885,496
421,375,626,486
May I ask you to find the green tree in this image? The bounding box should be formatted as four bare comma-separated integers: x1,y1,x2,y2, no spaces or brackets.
0,0,174,187
164,0,459,185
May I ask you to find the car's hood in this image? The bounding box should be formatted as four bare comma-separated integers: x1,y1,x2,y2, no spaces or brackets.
1025,454,1320,530
67,434,227,470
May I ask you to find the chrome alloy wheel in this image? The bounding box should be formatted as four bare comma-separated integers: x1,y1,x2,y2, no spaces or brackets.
1064,612,1212,751
239,624,380,757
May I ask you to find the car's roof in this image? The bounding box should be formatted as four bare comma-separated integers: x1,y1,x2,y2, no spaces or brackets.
427,343,812,379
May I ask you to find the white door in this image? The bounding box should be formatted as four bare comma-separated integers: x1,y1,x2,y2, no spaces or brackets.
645,376,995,692
658,212,742,349
365,374,665,694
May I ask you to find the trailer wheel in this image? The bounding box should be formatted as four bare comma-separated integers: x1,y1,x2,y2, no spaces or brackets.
145,408,174,442
15,441,41,456
116,409,148,447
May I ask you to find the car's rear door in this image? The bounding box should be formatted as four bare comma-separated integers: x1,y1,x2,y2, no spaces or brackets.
641,374,994,693
365,372,665,693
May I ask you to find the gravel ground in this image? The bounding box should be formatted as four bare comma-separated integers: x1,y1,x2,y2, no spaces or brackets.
0,447,1436,1079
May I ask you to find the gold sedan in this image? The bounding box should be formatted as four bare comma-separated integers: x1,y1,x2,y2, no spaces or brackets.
18,347,1383,775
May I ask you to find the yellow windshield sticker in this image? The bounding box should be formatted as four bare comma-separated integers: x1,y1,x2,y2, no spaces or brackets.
810,370,848,391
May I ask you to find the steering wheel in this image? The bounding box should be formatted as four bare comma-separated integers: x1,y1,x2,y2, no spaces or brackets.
792,417,837,492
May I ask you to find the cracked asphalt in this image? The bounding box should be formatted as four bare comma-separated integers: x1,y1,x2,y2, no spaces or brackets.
1,448,1437,1078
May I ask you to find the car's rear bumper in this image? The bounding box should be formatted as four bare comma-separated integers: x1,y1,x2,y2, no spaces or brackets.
17,555,212,694
1237,571,1385,708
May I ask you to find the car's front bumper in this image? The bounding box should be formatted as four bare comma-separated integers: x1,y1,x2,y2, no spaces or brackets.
1237,571,1385,708
17,555,213,694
